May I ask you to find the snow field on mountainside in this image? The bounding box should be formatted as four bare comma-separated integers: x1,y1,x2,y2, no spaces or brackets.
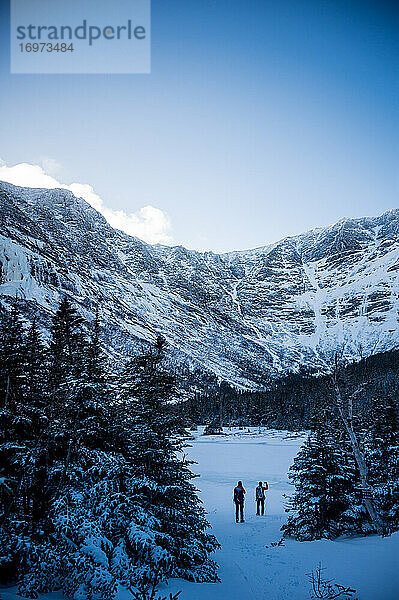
2,182,399,388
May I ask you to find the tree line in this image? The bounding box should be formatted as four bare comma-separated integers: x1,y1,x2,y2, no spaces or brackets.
0,299,219,599
179,349,399,431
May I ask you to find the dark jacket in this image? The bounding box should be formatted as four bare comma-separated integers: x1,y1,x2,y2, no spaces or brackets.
234,486,246,504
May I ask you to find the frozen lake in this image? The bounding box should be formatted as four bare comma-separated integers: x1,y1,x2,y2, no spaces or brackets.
163,427,399,600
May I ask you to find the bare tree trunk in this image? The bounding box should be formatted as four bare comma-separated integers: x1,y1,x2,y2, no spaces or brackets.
4,374,10,407
332,377,384,536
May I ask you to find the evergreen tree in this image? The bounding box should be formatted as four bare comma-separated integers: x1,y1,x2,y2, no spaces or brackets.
0,305,50,587
282,427,357,540
1,305,219,599
365,394,399,533
23,319,47,416
0,303,25,407
48,297,85,397
117,336,219,585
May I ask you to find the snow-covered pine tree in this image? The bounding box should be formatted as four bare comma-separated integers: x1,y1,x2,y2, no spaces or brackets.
282,410,356,540
364,393,399,534
47,297,85,397
0,303,25,407
330,362,384,536
23,318,46,401
0,304,52,589
17,301,122,599
0,299,124,599
36,333,219,597
21,318,47,432
1,301,219,599
117,336,219,586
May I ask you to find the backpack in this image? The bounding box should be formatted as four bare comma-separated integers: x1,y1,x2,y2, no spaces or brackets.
234,486,244,503
256,486,265,500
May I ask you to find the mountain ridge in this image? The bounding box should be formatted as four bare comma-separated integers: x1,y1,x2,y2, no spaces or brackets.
0,180,398,388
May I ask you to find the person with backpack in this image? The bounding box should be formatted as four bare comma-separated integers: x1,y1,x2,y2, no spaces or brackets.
233,481,246,522
255,481,268,516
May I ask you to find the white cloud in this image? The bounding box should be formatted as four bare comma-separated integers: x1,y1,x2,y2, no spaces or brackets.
0,160,173,245
40,157,62,176
0,161,62,189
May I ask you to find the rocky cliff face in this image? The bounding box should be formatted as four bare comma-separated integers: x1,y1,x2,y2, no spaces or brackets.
0,181,398,388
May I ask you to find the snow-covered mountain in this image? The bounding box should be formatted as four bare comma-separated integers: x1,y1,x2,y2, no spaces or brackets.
0,180,398,388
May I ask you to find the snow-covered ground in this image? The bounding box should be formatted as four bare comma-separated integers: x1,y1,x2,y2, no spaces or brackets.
160,428,399,600
3,428,399,600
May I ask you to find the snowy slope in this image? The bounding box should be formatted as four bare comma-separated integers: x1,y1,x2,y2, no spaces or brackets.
0,180,398,388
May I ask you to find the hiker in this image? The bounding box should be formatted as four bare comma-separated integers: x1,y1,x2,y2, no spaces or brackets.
255,481,268,516
233,480,246,522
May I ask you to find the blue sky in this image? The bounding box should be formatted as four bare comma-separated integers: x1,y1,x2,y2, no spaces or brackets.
0,0,398,251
